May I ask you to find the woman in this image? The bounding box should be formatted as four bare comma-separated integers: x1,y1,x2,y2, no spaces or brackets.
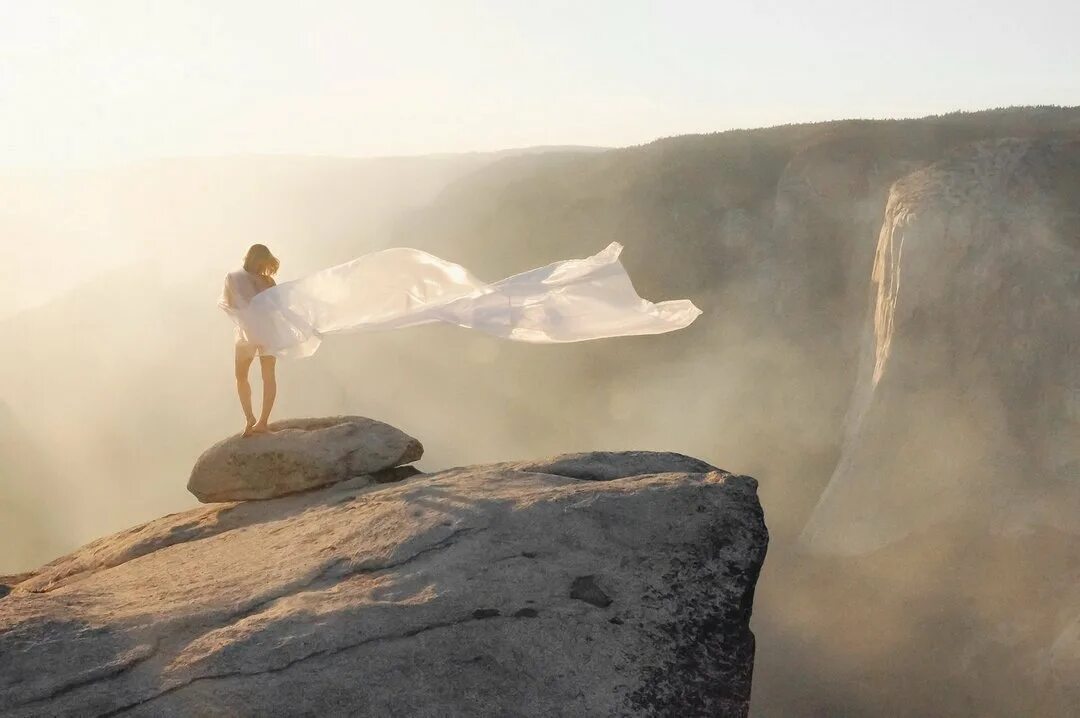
220,240,703,436
220,244,280,436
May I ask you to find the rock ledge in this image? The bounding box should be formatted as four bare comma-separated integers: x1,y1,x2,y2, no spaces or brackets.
3,450,767,717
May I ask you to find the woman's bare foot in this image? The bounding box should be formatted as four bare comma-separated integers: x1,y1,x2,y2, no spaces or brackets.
242,418,257,437
250,421,273,435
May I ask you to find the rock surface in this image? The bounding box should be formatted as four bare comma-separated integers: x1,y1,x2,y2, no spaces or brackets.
186,416,424,502
0,451,767,717
800,137,1080,554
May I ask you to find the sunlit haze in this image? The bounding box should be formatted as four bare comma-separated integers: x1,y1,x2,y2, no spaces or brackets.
4,3,1080,715
2,0,1078,169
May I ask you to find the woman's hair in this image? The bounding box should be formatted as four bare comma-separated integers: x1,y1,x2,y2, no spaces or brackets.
243,244,280,276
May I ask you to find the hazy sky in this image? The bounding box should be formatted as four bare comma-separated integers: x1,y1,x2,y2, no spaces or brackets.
2,0,1077,168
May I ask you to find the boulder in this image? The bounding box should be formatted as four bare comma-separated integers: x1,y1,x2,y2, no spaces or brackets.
187,416,423,502
1,451,767,717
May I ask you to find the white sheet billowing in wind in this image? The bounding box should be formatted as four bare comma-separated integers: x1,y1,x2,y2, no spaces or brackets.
222,242,702,359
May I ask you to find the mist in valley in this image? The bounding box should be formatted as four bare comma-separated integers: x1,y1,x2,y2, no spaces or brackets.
3,108,1080,715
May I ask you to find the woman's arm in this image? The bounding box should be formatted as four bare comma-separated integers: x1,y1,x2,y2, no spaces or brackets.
219,274,238,311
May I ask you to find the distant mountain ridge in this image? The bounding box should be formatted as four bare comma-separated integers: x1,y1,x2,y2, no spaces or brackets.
3,105,1080,715
4,105,1080,572
4,102,1075,565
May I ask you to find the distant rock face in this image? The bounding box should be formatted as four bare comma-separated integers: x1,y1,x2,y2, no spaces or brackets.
801,138,1080,554
187,416,423,502
1,451,767,718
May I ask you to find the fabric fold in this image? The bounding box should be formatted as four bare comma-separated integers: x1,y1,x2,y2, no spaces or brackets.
223,243,702,359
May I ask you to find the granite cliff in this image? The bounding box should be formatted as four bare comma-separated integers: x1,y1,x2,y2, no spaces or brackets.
0,422,768,718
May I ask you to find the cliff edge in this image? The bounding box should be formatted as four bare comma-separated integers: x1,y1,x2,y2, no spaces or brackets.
0,427,768,718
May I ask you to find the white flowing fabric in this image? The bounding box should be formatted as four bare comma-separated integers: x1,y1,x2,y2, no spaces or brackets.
221,242,702,359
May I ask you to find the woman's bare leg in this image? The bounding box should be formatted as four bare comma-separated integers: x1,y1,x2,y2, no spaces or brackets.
234,349,257,436
252,355,277,433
